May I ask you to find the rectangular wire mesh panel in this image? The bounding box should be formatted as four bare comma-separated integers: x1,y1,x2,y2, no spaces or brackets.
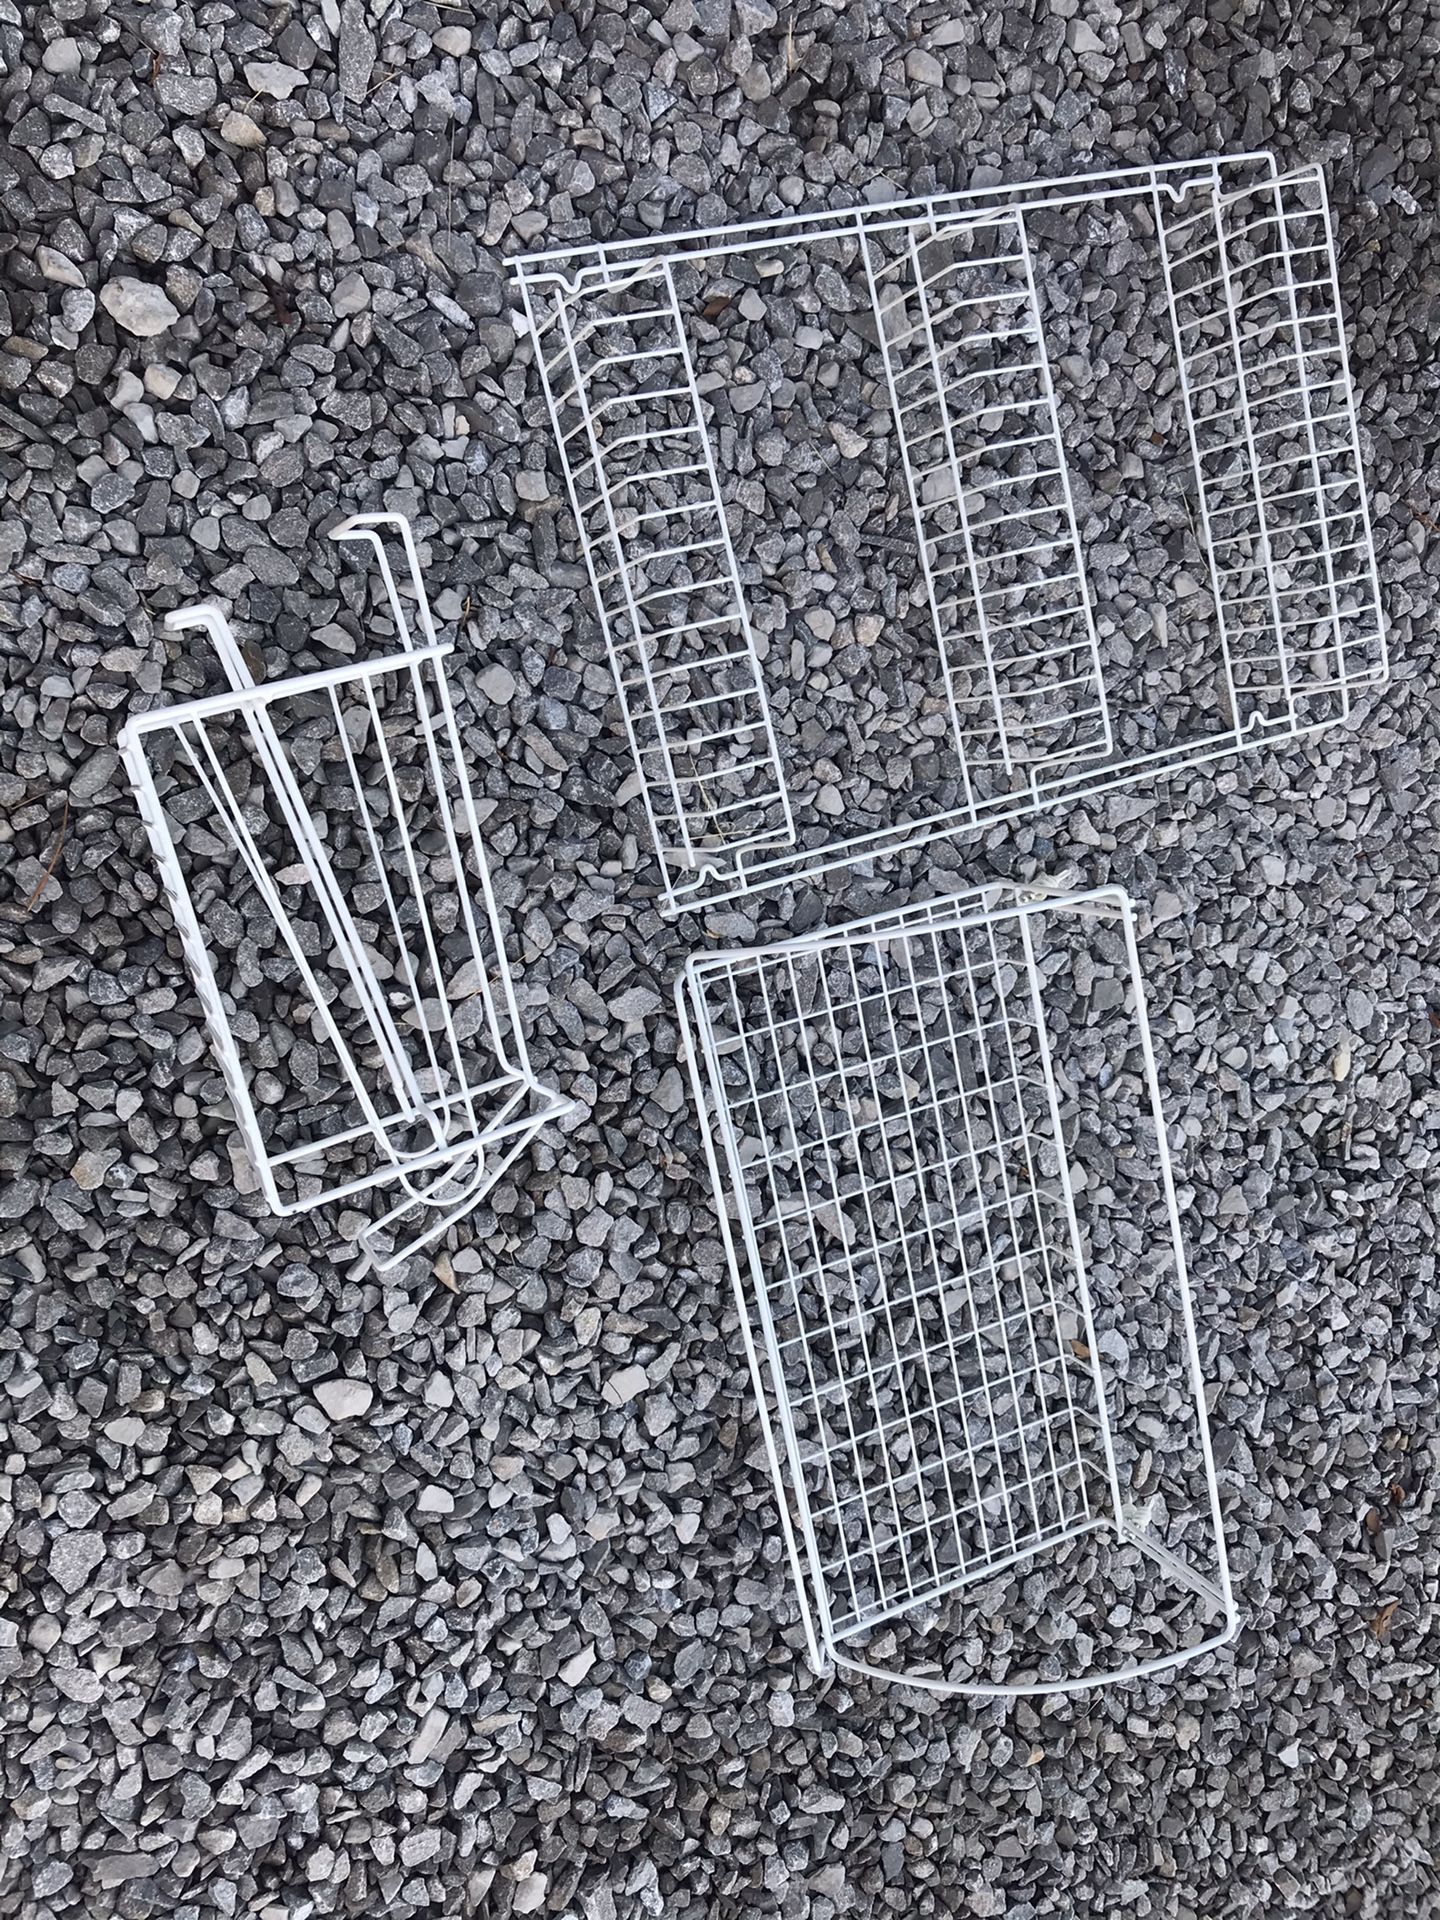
861,209,1111,793
678,886,1233,1695
545,264,794,871
1161,171,1384,727
517,153,1386,911
120,515,571,1270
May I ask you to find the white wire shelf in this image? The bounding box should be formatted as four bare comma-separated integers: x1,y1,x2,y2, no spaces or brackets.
516,153,1387,912
677,884,1235,1696
119,514,572,1271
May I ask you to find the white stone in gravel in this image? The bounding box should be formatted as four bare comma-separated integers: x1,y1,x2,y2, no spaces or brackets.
144,364,181,399
1067,17,1106,52
62,288,95,331
906,46,944,85
604,1364,648,1406
829,421,867,457
513,1876,548,1915
55,1666,103,1703
434,25,472,54
42,37,83,73
332,270,369,315
674,1512,701,1544
515,471,551,501
100,278,180,337
408,1706,450,1764
245,59,307,97
477,663,516,704
104,1415,144,1444
48,1530,105,1594
559,1644,596,1685
221,110,266,148
400,1831,441,1867
417,1485,454,1512
816,785,845,816
30,1617,62,1653
38,246,84,288
110,370,144,407
314,1378,373,1420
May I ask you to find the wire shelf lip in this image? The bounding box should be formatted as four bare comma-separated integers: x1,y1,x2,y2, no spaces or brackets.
830,1612,1240,1701
679,883,1233,1696
122,513,567,1270
119,640,454,748
511,151,1280,273
520,153,1386,913
686,882,1130,982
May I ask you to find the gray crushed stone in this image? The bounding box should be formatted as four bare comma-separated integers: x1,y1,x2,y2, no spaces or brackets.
2,0,1438,1916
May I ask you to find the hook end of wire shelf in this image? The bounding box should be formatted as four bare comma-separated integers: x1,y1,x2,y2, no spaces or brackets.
121,514,572,1271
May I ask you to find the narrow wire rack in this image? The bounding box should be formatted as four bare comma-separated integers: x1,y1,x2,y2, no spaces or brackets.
676,884,1235,1695
516,152,1387,912
119,514,572,1271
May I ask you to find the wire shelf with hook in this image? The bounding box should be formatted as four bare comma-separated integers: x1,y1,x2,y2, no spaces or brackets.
516,153,1387,911
119,514,573,1271
677,883,1235,1695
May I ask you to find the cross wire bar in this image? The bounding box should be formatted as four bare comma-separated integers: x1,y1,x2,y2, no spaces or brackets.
677,882,1236,1697
119,513,573,1272
517,153,1387,914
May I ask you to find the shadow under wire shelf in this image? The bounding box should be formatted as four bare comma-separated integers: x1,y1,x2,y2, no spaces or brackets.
677,884,1235,1696
516,152,1387,912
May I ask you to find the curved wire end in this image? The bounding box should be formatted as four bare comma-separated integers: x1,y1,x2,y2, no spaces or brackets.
355,1149,493,1276
329,511,415,546
164,601,232,635
827,1612,1239,1700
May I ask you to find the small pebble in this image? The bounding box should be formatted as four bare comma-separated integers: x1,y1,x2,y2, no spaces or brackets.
99,277,180,337
313,1379,374,1421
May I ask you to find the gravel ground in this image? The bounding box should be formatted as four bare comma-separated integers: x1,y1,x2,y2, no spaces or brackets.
3,1,1439,1916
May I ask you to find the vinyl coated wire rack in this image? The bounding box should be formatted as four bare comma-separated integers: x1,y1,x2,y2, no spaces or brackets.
677,884,1235,1695
120,514,572,1271
517,152,1387,911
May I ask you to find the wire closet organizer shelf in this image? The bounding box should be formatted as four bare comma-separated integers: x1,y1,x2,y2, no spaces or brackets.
516,151,1387,913
119,514,572,1271
677,884,1235,1695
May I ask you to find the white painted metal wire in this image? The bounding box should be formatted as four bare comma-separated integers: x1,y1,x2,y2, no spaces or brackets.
119,514,571,1270
517,153,1387,913
677,885,1235,1695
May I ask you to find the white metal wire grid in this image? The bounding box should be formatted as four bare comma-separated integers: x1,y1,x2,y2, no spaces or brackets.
517,153,1386,912
119,514,571,1270
677,885,1235,1695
